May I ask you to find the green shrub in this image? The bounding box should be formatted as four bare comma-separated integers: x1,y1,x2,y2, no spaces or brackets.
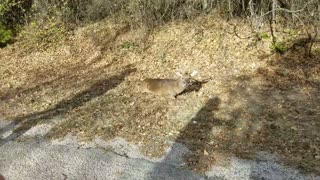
0,1,15,46
13,1,70,50
259,32,270,40
121,42,136,49
0,0,32,46
284,28,298,36
17,16,67,50
0,24,13,47
270,41,288,54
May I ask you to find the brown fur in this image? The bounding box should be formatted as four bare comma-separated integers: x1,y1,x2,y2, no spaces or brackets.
141,78,187,98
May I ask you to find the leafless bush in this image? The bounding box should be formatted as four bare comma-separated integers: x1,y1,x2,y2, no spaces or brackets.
26,0,320,28
5,0,319,52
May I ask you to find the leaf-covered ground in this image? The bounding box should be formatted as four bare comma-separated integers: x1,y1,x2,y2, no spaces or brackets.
0,16,319,174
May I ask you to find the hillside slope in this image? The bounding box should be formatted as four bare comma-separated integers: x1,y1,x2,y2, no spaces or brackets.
0,16,319,175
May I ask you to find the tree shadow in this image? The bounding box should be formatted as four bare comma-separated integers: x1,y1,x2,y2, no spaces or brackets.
0,76,66,101
287,37,320,57
91,23,131,52
175,97,222,171
0,52,108,102
213,49,320,174
149,97,222,178
150,44,320,177
0,67,136,146
256,50,320,90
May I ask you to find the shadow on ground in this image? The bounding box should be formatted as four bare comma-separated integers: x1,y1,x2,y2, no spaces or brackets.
149,48,320,176
149,97,222,179
0,66,136,146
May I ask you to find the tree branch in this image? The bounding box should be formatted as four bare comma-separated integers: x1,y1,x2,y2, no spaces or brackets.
261,0,314,17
